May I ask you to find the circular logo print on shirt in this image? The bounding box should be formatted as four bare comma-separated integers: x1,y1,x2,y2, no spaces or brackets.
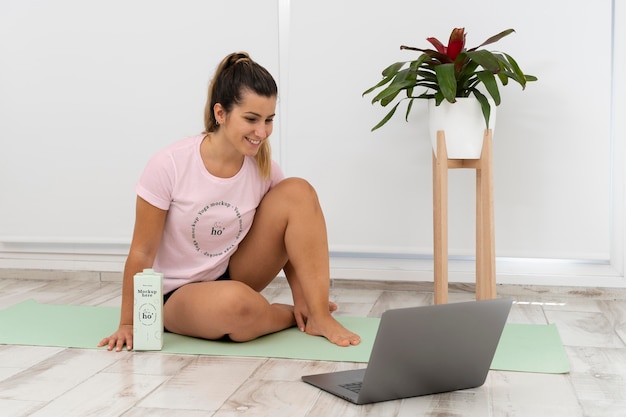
191,200,243,258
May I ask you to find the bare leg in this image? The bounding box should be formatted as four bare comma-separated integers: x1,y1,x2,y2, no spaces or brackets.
163,280,296,342
229,178,361,346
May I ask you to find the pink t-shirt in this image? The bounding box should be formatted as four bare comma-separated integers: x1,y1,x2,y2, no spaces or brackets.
136,134,284,293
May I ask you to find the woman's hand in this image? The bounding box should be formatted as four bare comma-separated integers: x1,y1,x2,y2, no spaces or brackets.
98,324,134,352
293,300,338,332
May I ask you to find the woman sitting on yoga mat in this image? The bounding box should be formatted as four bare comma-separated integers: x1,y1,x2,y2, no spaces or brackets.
98,52,360,352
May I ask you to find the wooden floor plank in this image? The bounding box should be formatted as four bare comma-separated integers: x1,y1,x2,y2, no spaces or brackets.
0,277,625,416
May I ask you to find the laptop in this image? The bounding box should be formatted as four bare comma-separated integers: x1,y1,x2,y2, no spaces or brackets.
302,298,512,404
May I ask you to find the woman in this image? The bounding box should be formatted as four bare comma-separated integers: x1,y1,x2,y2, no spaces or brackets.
99,52,360,351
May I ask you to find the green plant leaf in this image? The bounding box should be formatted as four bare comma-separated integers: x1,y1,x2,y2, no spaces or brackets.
411,81,440,93
471,89,492,128
380,89,401,106
467,50,500,72
409,54,430,70
364,28,536,131
364,60,416,97
502,53,529,88
497,72,510,86
370,69,416,104
434,63,456,101
417,91,437,100
476,71,501,105
371,101,401,131
466,76,480,90
405,98,414,121
468,28,515,52
434,91,445,105
498,70,526,87
363,75,393,96
382,61,408,77
416,69,437,80
457,59,479,90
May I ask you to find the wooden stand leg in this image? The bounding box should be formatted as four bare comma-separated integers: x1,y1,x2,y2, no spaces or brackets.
433,131,449,304
432,129,496,303
476,130,496,299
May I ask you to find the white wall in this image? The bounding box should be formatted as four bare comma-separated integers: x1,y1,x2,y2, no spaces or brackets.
0,0,281,243
1,0,624,287
285,0,613,261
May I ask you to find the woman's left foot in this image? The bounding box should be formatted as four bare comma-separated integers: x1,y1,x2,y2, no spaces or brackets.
304,313,361,347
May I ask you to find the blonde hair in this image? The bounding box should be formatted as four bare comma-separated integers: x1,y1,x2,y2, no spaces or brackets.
203,52,277,179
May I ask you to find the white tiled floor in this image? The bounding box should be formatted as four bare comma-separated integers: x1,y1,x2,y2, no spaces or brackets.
0,273,625,416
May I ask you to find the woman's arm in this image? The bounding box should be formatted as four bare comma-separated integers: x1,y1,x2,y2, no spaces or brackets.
98,196,167,351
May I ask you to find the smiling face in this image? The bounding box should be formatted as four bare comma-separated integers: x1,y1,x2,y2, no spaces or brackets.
214,89,276,158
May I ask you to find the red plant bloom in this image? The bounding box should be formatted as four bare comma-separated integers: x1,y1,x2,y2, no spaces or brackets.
447,28,465,60
426,28,466,60
426,36,447,55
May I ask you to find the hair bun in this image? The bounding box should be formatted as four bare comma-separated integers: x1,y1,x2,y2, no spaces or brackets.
227,52,251,67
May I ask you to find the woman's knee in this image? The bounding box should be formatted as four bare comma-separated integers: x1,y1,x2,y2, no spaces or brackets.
266,177,320,207
219,282,268,322
278,177,316,194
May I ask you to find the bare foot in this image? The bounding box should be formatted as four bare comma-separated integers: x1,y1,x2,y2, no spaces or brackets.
304,313,361,347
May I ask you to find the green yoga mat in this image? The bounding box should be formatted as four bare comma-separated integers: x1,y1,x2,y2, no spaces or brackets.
0,300,569,373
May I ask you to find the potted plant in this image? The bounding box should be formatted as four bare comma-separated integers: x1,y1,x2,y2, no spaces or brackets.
363,28,537,158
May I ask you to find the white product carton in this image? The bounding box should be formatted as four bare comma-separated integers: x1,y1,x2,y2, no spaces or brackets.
133,268,164,350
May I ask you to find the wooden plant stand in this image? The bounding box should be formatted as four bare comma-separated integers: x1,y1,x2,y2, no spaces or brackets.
432,129,496,304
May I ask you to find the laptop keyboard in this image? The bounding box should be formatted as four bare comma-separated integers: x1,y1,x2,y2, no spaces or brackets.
340,382,362,394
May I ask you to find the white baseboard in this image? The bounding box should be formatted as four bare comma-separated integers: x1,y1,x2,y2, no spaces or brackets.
0,243,127,272
1,242,624,288
329,254,625,288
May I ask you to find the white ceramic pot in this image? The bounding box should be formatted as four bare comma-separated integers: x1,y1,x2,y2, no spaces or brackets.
428,97,496,159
